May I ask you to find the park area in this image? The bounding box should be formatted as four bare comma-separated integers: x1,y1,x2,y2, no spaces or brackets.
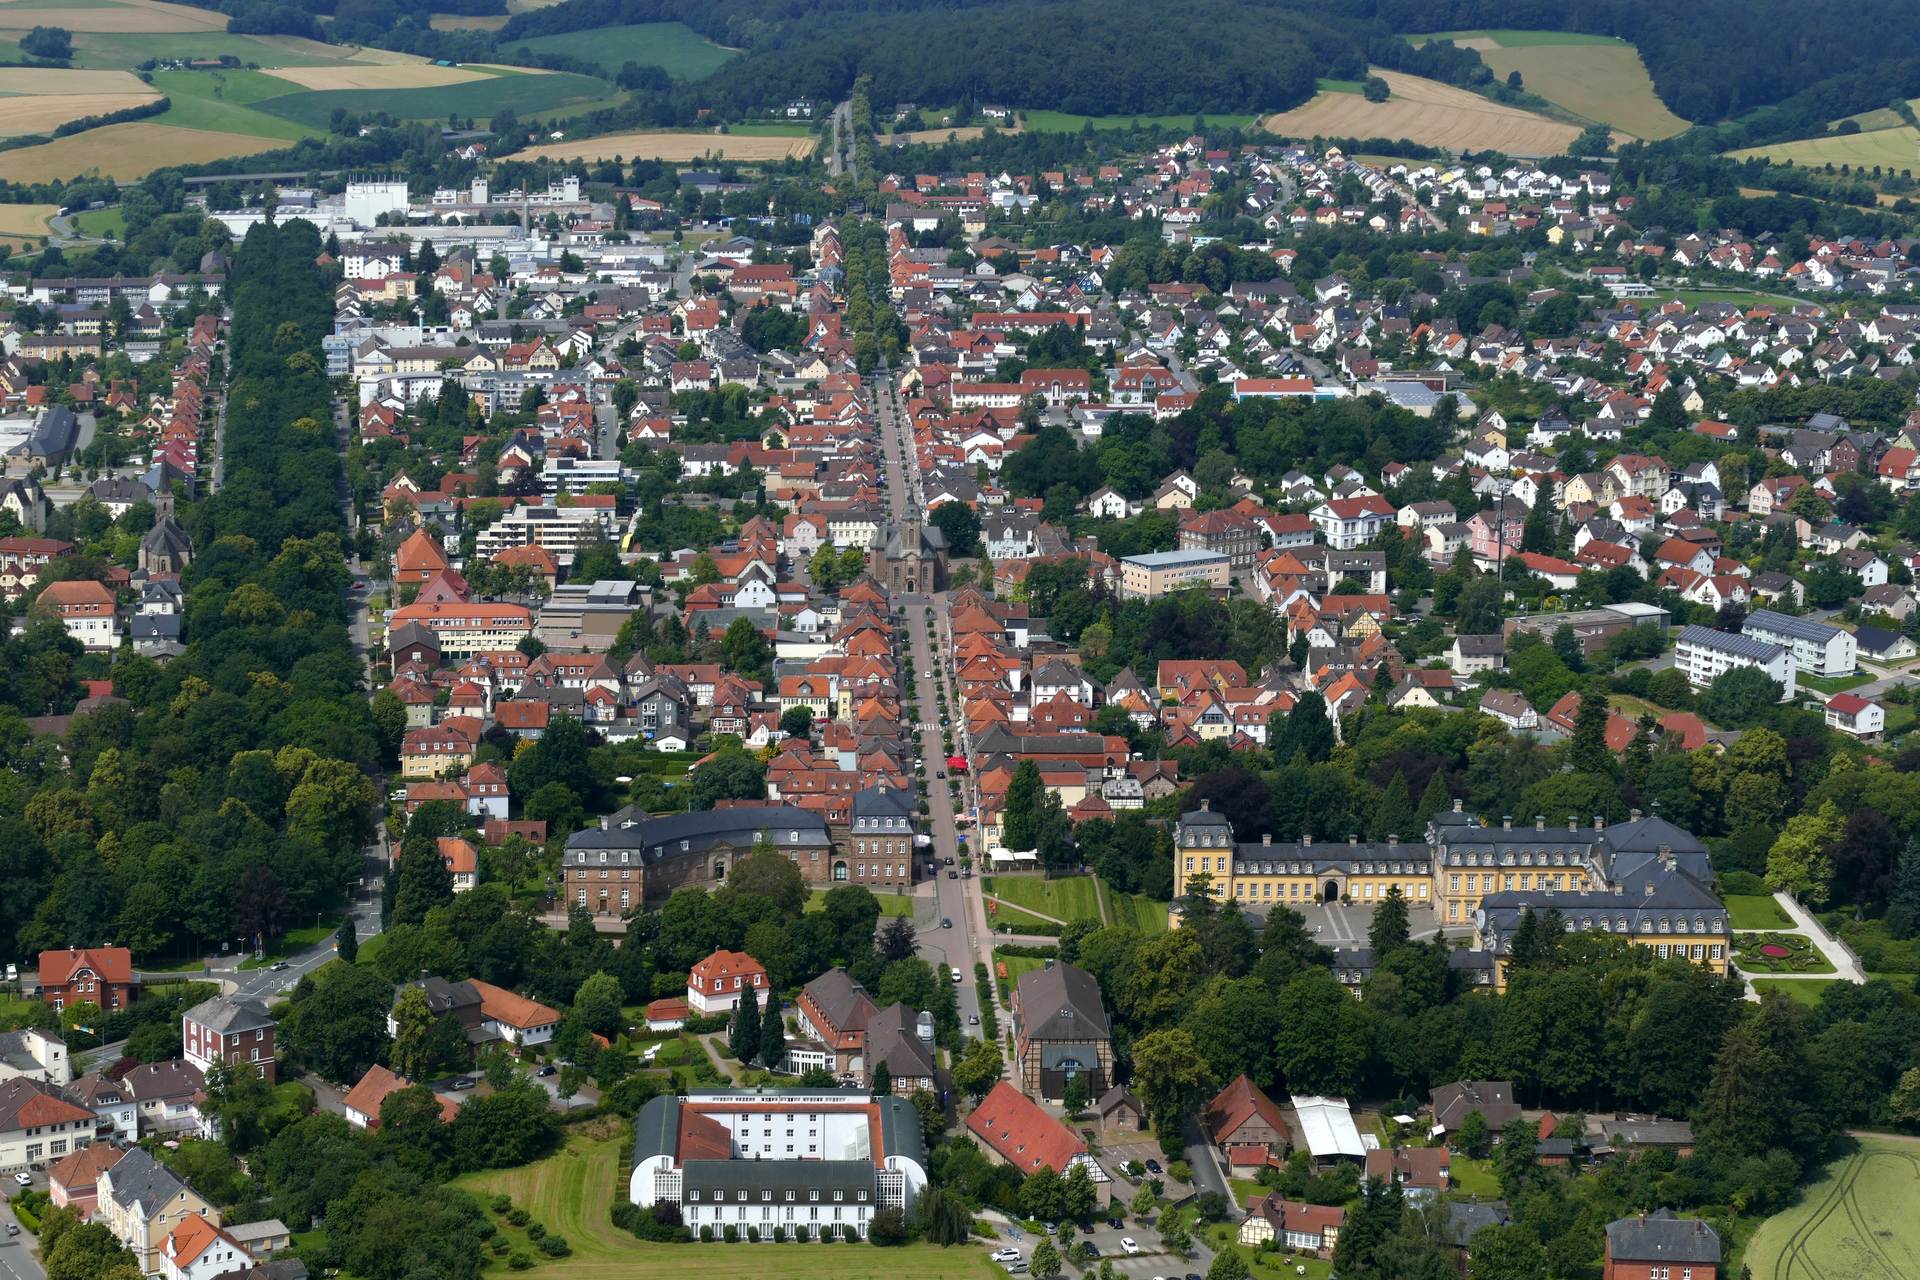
455,1128,999,1278
1743,1135,1920,1280
1733,933,1834,975
1725,894,1790,930
1263,68,1579,156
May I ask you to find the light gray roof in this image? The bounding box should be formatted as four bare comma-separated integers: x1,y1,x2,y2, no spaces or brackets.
1014,963,1109,1042
864,1003,935,1080
800,967,876,1034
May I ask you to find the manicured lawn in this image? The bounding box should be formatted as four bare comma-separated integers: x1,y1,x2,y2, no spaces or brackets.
1107,889,1171,934
804,890,914,918
1800,671,1874,695
1744,1134,1920,1280
239,917,345,969
1733,932,1835,974
1645,287,1811,311
992,950,1048,1007
1451,1156,1501,1196
1725,894,1789,930
1749,978,1837,1007
986,901,1056,933
354,933,389,967
981,874,1101,923
454,1129,999,1277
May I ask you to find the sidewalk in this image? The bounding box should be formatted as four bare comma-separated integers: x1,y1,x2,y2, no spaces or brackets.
1771,892,1864,982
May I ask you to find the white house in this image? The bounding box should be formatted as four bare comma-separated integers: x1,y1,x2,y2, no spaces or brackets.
1824,693,1885,738
1673,625,1795,698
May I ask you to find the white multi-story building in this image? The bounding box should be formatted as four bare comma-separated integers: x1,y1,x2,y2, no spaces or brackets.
1740,609,1856,677
1673,625,1796,698
628,1091,928,1241
473,504,615,565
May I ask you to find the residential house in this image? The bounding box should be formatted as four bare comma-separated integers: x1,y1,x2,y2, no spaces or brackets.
97,1146,219,1275
1429,1080,1521,1136
1603,1210,1719,1280
181,995,275,1083
120,1060,206,1136
1011,962,1113,1102
964,1081,1111,1206
686,950,769,1016
1363,1146,1451,1204
37,947,138,1013
0,1078,95,1171
49,1141,126,1220
1238,1194,1343,1255
1824,692,1885,738
1205,1074,1289,1161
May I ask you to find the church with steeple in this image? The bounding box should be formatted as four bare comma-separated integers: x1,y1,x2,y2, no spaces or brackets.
139,491,193,577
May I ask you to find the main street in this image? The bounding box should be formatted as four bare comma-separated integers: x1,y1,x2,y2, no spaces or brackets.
872,359,995,1046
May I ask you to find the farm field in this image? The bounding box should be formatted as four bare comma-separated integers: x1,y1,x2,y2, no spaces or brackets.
1263,68,1579,156
0,66,161,137
517,130,814,162
505,22,738,79
14,30,355,69
261,62,496,90
1432,30,1687,138
146,69,321,141
72,205,125,237
982,873,1101,922
455,1130,1000,1278
253,67,614,129
0,120,280,180
0,0,224,32
1744,1135,1920,1280
1021,108,1254,133
0,201,55,250
1729,126,1920,170
430,12,510,30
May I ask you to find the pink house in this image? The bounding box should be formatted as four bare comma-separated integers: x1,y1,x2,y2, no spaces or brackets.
1465,507,1526,565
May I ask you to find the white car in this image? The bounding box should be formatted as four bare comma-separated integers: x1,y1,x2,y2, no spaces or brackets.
990,1248,1022,1263
1121,1238,1141,1255
11,1173,29,1186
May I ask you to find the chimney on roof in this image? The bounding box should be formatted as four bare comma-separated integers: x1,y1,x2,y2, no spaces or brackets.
1502,815,1512,831
1302,833,1312,847
1349,834,1358,846
1199,798,1211,812
1262,833,1272,846
1569,816,1578,832
1594,815,1604,831
1630,807,1642,822
1453,798,1463,813
1535,815,1545,831
1388,835,1398,847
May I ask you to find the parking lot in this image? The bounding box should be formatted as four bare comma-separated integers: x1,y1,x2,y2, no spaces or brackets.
987,1221,1207,1280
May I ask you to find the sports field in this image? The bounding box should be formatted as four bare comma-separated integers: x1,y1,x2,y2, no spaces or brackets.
0,120,280,181
1416,29,1686,138
505,22,737,79
454,1130,999,1278
1729,126,1920,171
1263,68,1579,156
517,130,815,162
1744,1136,1920,1280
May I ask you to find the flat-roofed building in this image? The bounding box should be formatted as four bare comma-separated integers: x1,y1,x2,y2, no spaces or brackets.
1118,548,1230,600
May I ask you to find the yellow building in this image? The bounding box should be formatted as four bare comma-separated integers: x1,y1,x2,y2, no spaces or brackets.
1173,803,1731,991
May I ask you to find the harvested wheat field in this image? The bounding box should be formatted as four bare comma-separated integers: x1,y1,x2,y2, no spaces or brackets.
519,131,815,162
262,62,490,90
0,121,280,182
0,93,160,136
430,12,510,29
1264,68,1579,156
0,68,157,94
0,0,227,31
0,203,55,238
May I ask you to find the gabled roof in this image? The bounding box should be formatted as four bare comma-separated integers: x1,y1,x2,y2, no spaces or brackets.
966,1080,1085,1174
1205,1074,1288,1145
1014,963,1109,1040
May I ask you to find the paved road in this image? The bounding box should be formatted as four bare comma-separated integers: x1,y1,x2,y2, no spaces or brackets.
0,1196,43,1280
871,360,991,1042
826,100,853,178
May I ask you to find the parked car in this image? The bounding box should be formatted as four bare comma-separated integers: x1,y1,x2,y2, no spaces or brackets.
990,1248,1022,1263
1122,1238,1141,1255
1145,1158,1163,1174
536,1065,557,1077
11,1174,28,1187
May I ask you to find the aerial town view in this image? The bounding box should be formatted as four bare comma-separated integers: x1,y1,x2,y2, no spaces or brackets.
1,1,1919,1279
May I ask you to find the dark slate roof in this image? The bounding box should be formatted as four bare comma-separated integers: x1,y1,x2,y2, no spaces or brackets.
1605,1210,1720,1265
800,967,876,1034
681,1158,877,1200
865,1003,935,1080
1440,1199,1511,1248
631,1094,682,1165
850,783,914,828
1015,963,1109,1041
1676,623,1784,664
104,1146,187,1214
184,994,273,1034
564,805,829,865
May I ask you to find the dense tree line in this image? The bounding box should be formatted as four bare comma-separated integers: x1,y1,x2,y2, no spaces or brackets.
0,219,375,974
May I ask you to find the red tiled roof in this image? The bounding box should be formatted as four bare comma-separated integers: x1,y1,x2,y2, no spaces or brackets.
965,1081,1085,1174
